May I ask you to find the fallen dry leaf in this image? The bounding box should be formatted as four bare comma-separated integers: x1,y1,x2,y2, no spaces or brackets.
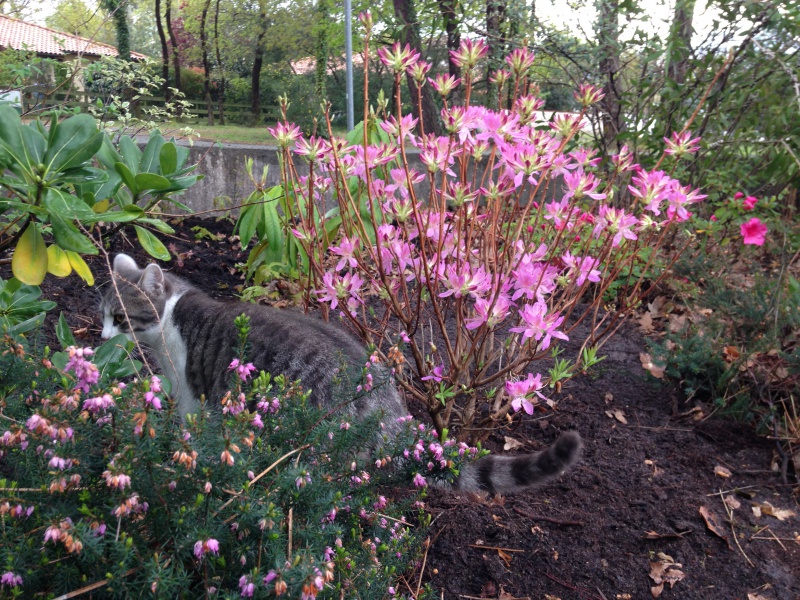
605,409,628,424
698,506,732,549
668,313,687,333
604,392,614,403
639,312,655,333
503,437,524,451
714,465,732,478
748,594,771,600
640,353,665,378
649,552,685,598
723,346,741,362
755,501,796,521
723,495,741,511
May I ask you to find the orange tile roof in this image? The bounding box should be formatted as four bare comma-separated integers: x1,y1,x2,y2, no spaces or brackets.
0,14,147,60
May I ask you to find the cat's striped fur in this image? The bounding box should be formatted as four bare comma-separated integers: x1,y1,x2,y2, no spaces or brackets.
101,254,582,494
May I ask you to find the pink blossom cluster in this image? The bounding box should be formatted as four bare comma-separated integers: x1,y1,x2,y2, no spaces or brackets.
64,346,99,392
193,537,220,559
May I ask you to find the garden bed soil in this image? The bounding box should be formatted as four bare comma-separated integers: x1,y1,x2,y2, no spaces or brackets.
2,215,798,600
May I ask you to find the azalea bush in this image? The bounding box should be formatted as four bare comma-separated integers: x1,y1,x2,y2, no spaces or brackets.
0,315,476,597
239,16,710,439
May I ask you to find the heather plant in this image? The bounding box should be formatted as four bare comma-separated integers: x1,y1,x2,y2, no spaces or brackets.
0,314,478,598
244,17,708,438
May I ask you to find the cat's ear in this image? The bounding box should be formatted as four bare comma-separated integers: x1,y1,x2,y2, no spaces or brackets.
140,264,165,296
113,254,139,274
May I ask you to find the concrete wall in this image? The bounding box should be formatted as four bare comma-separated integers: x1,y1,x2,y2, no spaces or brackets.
179,140,560,215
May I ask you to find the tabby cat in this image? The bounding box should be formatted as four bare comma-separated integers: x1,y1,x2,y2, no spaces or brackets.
100,254,582,494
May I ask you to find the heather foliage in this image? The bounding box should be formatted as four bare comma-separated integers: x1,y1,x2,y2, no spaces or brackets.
0,315,477,597
246,23,707,437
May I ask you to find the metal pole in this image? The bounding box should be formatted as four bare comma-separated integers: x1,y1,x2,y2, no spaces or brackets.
344,0,354,131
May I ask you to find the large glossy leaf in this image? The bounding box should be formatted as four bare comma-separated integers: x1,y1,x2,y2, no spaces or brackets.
46,245,73,277
11,222,48,285
159,141,178,175
43,188,95,220
135,172,171,192
56,312,77,348
92,169,122,201
115,162,138,196
95,133,123,169
117,136,141,174
43,114,103,173
50,214,98,254
65,250,95,285
139,132,165,173
56,166,108,185
134,225,170,261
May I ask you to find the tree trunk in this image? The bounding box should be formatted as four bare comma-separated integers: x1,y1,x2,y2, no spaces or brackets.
437,0,461,80
251,0,268,124
663,0,696,133
155,0,170,99
200,0,214,126
102,0,131,61
165,0,181,93
392,0,440,135
486,0,507,109
596,0,622,153
214,0,225,124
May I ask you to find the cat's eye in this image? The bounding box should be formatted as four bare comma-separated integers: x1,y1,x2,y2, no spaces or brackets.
113,314,125,326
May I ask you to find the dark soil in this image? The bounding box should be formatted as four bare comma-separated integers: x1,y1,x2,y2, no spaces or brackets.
2,217,798,600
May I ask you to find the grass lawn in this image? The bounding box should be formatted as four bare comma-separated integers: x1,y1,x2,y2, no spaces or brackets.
161,121,278,145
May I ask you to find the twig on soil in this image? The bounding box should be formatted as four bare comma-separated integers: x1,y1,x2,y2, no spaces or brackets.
415,537,431,600
543,572,606,600
713,488,755,568
512,506,583,526
704,485,759,496
468,544,525,552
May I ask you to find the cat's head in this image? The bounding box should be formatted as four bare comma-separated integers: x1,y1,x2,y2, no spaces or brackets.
100,254,176,341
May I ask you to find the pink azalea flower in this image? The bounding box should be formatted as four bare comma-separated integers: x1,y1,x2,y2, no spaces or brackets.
509,301,569,350
505,373,546,415
742,195,758,210
740,217,768,246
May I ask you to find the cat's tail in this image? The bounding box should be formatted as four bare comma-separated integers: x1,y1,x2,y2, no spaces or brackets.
455,431,582,495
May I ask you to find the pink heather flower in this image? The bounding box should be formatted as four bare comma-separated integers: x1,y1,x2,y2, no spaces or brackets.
144,391,162,411
450,38,488,70
239,575,255,597
740,217,768,246
44,525,61,544
742,195,758,210
0,571,22,588
194,538,220,559
412,473,427,487
228,359,257,382
83,393,116,414
663,130,701,157
509,301,569,350
64,346,99,392
150,376,162,393
506,373,546,415
377,42,420,73
102,470,131,490
428,73,461,97
263,570,277,585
